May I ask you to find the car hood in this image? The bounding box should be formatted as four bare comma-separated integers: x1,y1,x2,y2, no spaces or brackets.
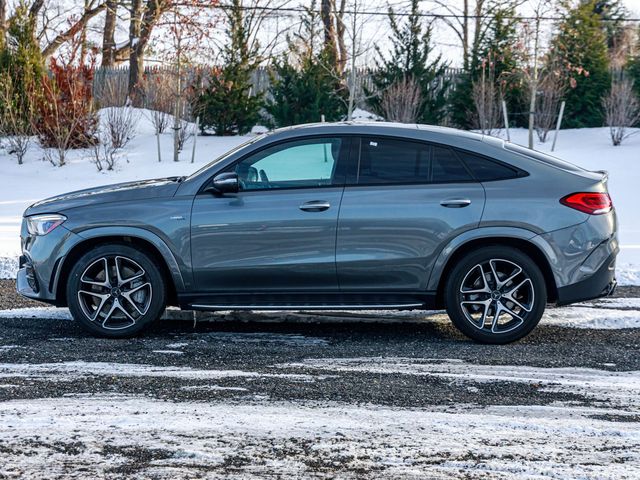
24,177,184,216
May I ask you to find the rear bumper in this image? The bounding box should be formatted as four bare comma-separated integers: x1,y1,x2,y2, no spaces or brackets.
556,252,617,305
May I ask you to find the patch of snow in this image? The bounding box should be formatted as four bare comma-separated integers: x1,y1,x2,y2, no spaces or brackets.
349,108,383,121
0,307,72,320
279,357,640,408
0,361,317,382
180,384,249,392
542,306,640,329
0,394,637,478
151,350,184,355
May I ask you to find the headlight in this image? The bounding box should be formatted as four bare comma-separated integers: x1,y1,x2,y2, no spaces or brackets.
26,214,67,236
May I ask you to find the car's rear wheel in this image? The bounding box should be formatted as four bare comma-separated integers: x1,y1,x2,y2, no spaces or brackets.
445,246,547,344
66,244,166,338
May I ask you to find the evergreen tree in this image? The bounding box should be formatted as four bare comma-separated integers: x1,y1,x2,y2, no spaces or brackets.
366,0,447,125
551,0,611,128
265,2,346,128
191,0,263,135
449,3,522,129
0,1,44,133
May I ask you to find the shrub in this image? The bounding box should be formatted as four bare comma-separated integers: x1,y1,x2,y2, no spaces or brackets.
603,75,640,146
34,56,99,165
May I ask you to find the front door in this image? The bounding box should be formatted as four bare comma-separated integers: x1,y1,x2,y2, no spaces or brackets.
191,136,348,293
336,137,485,292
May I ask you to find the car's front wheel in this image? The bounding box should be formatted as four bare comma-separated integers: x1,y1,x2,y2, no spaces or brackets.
445,246,547,344
66,244,166,337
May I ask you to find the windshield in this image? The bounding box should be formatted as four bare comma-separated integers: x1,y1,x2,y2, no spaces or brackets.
186,135,266,180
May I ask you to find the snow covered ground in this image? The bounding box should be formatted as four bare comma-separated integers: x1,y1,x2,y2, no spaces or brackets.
1,394,638,479
1,112,639,283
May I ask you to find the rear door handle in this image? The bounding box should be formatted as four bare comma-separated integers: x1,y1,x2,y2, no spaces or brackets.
299,201,331,212
440,198,472,208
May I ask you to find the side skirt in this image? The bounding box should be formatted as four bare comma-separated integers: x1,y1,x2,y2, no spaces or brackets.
178,292,438,311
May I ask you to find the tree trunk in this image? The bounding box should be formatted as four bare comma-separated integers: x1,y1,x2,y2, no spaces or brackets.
335,0,347,74
321,0,338,67
101,0,118,67
128,0,143,103
0,0,6,47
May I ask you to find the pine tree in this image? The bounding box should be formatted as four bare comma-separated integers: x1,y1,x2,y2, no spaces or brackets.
265,2,346,128
551,0,611,128
449,3,522,129
0,1,44,134
366,0,448,125
191,0,264,135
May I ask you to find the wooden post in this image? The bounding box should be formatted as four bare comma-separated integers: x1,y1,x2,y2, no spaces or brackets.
156,129,161,162
551,101,566,152
502,100,510,142
191,116,199,164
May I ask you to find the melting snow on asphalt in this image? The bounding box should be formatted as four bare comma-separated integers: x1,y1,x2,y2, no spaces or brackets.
0,393,638,479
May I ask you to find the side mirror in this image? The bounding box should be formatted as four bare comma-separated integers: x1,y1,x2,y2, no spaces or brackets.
206,172,239,195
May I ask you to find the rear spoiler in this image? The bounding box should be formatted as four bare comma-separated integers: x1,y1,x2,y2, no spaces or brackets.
594,170,609,183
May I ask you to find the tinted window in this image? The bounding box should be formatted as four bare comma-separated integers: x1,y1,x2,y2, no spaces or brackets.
456,150,520,181
231,138,342,190
357,138,429,184
431,146,473,182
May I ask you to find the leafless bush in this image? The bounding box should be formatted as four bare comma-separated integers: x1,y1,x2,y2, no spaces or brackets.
472,69,501,136
91,132,118,171
380,76,422,123
534,69,566,143
0,79,32,165
141,73,175,134
176,118,196,154
103,106,139,149
603,76,640,146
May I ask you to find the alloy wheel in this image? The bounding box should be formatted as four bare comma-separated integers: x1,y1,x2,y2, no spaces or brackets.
458,258,535,334
77,255,153,330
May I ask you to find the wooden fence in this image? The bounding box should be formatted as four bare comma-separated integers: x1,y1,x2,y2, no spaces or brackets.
93,65,465,112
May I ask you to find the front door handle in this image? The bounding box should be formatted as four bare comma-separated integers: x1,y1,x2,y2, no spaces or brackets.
299,201,331,212
440,198,472,208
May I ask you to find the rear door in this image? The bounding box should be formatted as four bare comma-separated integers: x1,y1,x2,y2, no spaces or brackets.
336,137,485,291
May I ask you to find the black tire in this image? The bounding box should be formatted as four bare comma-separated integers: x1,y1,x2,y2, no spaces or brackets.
444,246,547,344
66,244,166,338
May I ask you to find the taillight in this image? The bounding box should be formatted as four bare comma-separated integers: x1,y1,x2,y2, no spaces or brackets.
560,192,612,215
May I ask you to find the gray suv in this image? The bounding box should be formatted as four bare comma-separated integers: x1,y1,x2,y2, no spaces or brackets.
17,123,618,343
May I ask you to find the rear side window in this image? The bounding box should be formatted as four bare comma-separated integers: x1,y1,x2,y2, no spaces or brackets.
457,150,521,181
355,139,474,185
432,146,473,182
357,138,429,184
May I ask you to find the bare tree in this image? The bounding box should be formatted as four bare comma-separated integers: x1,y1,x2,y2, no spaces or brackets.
471,58,501,135
533,65,566,143
101,0,118,67
380,76,422,123
603,75,640,146
141,73,175,134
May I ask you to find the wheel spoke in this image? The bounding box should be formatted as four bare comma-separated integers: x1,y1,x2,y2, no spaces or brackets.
461,299,491,329
461,264,490,294
503,279,534,312
80,257,110,288
490,259,522,289
115,256,145,287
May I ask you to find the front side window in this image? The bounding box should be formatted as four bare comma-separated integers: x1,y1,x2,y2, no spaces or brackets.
231,137,343,190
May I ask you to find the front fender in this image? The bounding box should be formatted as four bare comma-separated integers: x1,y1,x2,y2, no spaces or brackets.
55,226,189,295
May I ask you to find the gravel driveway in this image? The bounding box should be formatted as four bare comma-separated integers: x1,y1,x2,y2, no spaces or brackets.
0,279,639,478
